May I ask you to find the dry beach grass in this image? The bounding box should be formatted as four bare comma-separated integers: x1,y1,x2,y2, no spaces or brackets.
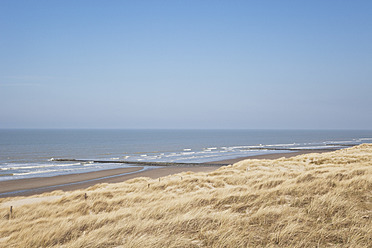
0,144,371,247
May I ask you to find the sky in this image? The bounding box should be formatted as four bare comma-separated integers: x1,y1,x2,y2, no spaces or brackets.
0,1,371,129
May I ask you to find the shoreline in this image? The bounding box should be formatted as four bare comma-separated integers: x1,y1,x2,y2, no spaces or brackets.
0,149,337,198
208,148,337,164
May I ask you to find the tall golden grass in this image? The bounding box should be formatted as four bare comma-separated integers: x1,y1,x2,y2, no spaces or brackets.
1,144,371,247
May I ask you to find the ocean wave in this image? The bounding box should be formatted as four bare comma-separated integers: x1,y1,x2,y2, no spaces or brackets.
1,163,81,170
323,140,355,144
265,143,296,147
181,152,195,155
13,169,61,176
291,146,336,150
226,146,258,150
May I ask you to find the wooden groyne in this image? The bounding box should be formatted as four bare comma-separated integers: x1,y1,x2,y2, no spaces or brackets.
52,158,228,167
52,145,354,167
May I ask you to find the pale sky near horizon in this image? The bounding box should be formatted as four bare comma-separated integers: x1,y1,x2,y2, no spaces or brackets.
1,1,371,129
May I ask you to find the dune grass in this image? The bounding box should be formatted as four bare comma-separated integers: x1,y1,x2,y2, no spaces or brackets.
1,144,371,247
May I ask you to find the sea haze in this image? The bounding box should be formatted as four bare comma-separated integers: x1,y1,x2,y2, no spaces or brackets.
1,129,372,181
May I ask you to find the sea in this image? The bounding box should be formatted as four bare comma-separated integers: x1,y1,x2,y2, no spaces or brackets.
1,129,372,182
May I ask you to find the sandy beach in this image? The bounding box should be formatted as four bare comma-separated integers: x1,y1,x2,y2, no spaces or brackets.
0,166,221,198
1,144,370,247
0,149,336,198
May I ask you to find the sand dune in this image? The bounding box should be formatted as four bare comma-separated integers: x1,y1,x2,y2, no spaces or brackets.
0,144,371,247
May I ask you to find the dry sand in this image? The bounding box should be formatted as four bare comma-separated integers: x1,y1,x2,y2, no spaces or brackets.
0,144,372,248
0,145,370,247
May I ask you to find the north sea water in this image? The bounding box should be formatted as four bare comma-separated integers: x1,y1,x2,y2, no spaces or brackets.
1,129,371,181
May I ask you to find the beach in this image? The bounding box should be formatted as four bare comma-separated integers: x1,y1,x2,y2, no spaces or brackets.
0,149,335,198
1,144,371,247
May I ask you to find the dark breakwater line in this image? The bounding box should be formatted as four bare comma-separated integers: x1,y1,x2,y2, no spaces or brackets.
52,146,349,166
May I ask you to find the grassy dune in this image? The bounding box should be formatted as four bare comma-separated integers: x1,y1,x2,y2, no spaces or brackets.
1,144,372,247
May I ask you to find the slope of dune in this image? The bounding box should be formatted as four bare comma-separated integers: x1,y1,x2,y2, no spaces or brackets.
1,144,371,247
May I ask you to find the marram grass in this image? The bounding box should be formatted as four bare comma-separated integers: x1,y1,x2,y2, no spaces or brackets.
1,144,371,247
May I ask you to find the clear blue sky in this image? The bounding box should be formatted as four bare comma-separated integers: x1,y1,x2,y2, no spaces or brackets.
1,1,371,129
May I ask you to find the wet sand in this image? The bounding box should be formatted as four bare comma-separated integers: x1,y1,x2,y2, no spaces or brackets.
0,149,336,198
0,166,221,198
